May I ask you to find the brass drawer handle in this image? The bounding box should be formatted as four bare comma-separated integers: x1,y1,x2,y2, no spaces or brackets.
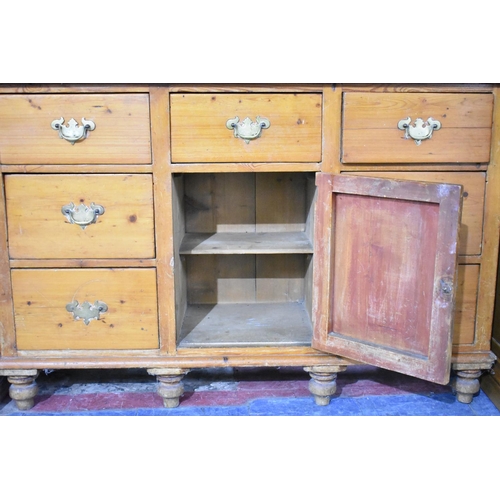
397,117,441,145
226,116,270,144
61,202,105,229
66,300,108,325
51,117,96,145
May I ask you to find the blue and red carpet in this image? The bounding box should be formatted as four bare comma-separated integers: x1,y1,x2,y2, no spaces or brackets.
1,365,498,416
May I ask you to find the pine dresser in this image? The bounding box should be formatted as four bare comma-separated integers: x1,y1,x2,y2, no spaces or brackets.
0,84,498,410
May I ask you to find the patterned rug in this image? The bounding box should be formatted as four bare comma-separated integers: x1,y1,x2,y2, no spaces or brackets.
1,365,498,416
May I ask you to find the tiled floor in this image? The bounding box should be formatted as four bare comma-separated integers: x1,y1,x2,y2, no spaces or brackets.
1,365,499,416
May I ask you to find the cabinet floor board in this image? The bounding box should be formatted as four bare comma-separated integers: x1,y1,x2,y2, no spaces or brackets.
179,302,312,347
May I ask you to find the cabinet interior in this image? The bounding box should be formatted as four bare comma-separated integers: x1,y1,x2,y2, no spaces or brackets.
172,172,316,347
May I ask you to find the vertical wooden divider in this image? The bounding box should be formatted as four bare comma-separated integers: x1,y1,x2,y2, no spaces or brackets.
311,84,342,338
310,84,341,337
311,174,334,344
0,172,16,356
321,84,343,174
150,87,177,354
474,84,500,351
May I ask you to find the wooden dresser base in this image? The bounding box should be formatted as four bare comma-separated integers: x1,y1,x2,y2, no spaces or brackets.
1,84,498,412
0,355,495,410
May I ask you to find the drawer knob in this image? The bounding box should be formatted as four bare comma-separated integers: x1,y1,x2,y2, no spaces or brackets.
226,116,270,144
397,117,441,145
61,202,105,229
51,117,96,145
439,277,454,298
66,300,108,325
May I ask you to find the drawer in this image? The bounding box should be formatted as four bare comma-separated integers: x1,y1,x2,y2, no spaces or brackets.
453,264,479,345
342,92,493,163
170,93,322,163
5,174,155,259
0,93,151,164
11,269,159,350
346,172,485,255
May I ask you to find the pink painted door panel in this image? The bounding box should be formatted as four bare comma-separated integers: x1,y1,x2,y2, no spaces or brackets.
312,174,462,384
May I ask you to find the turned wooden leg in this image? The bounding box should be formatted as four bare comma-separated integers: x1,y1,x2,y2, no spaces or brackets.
452,356,496,404
0,370,39,410
304,366,347,406
455,369,482,404
147,368,190,408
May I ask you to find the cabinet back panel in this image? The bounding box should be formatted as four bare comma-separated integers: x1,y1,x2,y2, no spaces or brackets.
256,255,306,302
256,173,309,232
185,254,308,304
184,173,256,233
186,255,256,304
183,173,314,234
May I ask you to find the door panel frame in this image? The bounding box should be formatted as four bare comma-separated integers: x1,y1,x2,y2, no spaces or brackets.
312,173,462,384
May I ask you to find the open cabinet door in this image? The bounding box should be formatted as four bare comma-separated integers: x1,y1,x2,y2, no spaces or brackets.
312,174,462,384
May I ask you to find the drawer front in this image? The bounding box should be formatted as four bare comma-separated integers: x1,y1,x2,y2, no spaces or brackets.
0,93,151,164
5,174,155,259
342,93,493,163
453,264,479,345
11,269,159,350
170,93,322,163
346,172,485,255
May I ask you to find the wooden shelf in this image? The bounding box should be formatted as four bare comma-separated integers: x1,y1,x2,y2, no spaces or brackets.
178,302,313,347
179,232,313,255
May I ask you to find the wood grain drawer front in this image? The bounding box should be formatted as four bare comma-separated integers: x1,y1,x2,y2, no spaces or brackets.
342,93,493,164
0,94,151,164
346,171,486,255
11,269,159,350
170,93,322,163
5,174,155,259
453,264,479,345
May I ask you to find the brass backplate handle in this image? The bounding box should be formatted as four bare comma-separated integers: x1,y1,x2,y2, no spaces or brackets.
61,202,105,229
66,300,108,325
226,116,270,144
397,117,441,145
51,117,96,144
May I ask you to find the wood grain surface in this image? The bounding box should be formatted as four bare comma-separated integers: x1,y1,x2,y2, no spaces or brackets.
312,174,462,384
342,92,493,163
0,93,151,164
346,171,485,255
170,93,322,163
5,174,155,259
11,269,159,350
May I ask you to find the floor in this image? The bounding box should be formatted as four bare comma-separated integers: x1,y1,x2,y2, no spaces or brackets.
1,364,499,416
